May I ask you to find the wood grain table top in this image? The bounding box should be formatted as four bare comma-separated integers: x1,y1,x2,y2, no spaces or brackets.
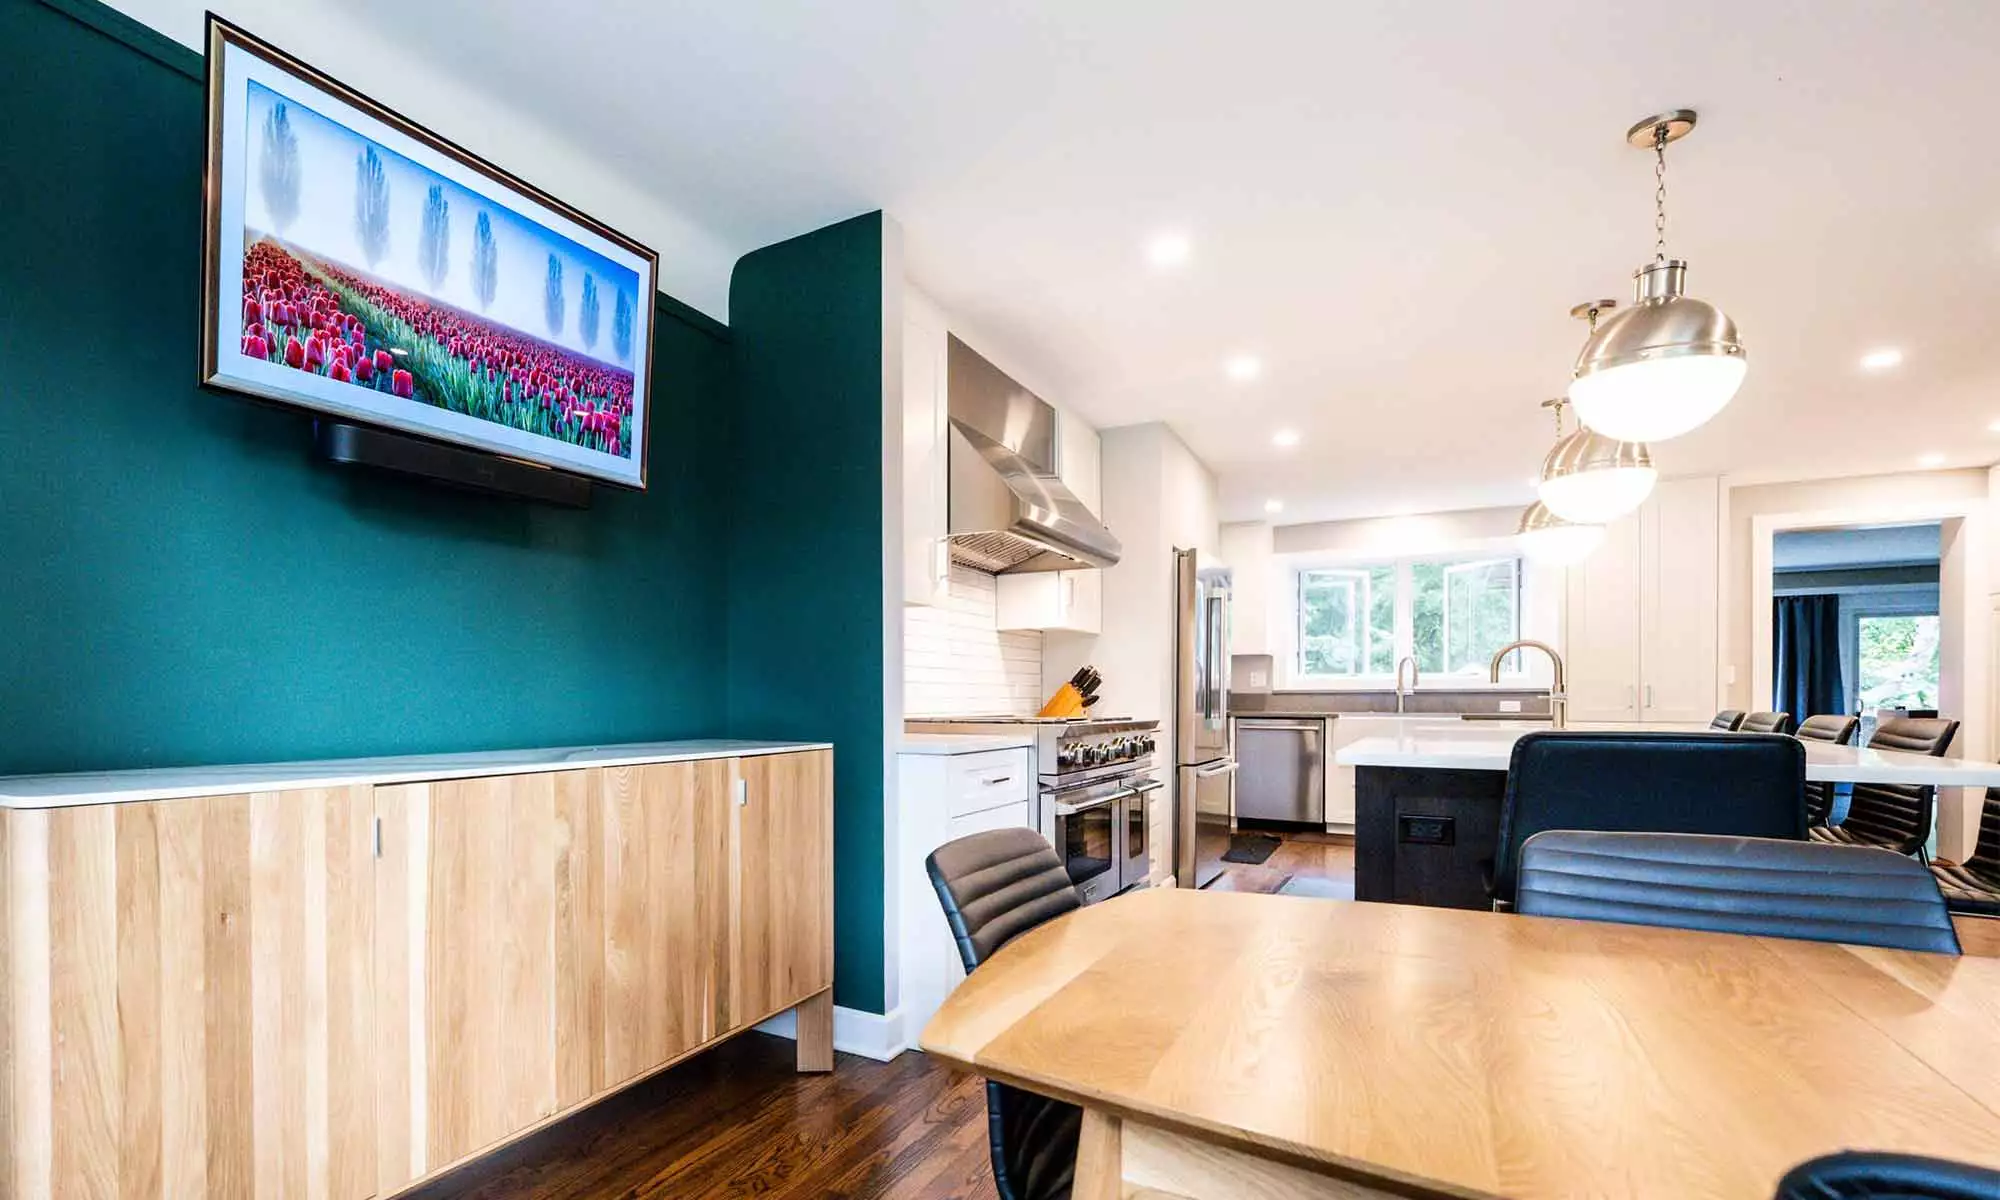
920,887,2000,1199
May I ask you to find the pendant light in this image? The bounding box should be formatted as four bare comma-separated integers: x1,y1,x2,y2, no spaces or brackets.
1569,110,1746,443
1536,393,1655,524
1517,500,1606,566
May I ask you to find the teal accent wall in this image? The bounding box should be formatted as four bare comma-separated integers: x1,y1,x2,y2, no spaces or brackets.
2,0,897,1020
0,0,733,775
728,214,888,1015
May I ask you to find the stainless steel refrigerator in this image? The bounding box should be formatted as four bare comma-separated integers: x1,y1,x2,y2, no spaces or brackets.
1174,548,1235,888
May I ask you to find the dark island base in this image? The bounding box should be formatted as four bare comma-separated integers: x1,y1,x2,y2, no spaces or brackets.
1354,765,1507,910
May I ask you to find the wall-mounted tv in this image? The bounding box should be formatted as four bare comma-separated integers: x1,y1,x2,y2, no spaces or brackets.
200,17,658,490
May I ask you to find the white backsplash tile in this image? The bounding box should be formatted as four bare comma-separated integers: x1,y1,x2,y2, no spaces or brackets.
905,566,1044,717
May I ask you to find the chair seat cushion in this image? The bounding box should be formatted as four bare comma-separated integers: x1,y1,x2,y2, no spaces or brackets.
1932,860,2000,916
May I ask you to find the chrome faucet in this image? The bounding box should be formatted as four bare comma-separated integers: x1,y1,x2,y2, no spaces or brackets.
1490,640,1567,729
1394,656,1420,714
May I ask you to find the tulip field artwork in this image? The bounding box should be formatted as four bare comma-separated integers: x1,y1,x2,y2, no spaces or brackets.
203,24,658,488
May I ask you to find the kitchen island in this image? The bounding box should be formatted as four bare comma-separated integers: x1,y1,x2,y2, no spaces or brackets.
921,887,2000,1199
1333,720,2000,909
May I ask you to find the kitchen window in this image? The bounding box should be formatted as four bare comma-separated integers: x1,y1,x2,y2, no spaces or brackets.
1854,611,1941,710
1295,555,1523,683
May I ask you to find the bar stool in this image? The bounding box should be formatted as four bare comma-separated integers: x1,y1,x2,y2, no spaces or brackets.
1931,788,2000,916
1796,715,1859,828
1813,716,1960,860
1740,711,1794,735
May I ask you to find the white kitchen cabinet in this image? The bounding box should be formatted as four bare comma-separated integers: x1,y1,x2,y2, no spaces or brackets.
1563,477,1719,723
996,569,1102,633
1564,510,1643,721
1220,522,1275,656
896,744,1039,1042
1057,406,1102,513
902,288,951,607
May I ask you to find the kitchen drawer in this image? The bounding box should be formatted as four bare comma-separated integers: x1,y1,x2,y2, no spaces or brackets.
946,748,1032,818
947,799,1034,842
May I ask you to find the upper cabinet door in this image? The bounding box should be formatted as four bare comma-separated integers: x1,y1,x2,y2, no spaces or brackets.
598,760,731,1087
3,787,378,1200
1057,406,1103,515
1564,513,1643,722
1640,477,1720,723
902,292,951,607
731,750,834,1028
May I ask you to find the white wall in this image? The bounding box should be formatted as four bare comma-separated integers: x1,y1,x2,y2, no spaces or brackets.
103,0,739,318
1724,469,1989,710
904,567,1045,717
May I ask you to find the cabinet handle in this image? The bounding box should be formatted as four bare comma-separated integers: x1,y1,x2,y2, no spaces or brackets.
1645,684,1655,709
373,816,382,859
735,778,748,807
980,775,1014,786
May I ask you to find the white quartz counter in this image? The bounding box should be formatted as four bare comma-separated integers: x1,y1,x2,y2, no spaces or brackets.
0,739,833,809
898,733,1037,756
1333,721,2000,786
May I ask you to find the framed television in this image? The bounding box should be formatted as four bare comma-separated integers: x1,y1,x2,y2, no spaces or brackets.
200,17,658,490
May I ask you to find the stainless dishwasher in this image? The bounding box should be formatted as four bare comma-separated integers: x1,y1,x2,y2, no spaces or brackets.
1233,717,1326,823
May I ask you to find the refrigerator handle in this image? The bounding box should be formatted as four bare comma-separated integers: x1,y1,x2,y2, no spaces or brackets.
1205,595,1224,720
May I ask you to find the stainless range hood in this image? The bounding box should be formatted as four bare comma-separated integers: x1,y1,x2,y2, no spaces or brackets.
946,335,1121,573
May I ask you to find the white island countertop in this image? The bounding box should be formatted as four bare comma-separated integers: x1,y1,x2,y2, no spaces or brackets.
0,739,834,810
1333,719,2000,787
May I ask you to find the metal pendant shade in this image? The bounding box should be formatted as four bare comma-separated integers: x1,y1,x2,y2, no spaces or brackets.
1569,259,1746,442
1516,500,1605,565
1537,422,1656,523
1567,110,1746,444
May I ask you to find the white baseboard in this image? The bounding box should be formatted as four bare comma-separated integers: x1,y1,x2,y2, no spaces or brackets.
755,1002,908,1062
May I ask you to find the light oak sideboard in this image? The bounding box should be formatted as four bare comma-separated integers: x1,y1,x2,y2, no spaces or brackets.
0,740,833,1199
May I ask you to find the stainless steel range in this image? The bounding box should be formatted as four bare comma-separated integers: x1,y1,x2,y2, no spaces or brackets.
905,716,1164,904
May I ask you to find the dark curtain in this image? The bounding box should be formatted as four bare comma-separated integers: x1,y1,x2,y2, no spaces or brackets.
1774,594,1845,718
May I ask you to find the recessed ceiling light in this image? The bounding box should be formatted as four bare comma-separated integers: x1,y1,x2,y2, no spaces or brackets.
1263,498,1284,514
1225,355,1263,382
1146,232,1191,269
1860,348,1904,371
1272,429,1300,448
1917,452,1946,468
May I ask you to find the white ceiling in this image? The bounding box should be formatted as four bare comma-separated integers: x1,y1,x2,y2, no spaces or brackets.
187,0,2000,522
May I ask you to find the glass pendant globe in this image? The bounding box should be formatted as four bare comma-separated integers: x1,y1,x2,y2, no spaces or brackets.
1568,353,1746,443
1517,502,1605,566
1538,462,1657,523
1568,259,1746,443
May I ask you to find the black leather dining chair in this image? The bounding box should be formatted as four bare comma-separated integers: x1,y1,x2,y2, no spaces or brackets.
1710,709,1748,731
1814,716,1960,860
1797,714,1859,828
1491,732,1806,906
926,828,1083,1200
1740,711,1794,735
1776,1152,2000,1199
1516,830,1961,954
1932,788,2000,916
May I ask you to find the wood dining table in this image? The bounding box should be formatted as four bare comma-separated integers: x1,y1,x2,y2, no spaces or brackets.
920,887,2000,1199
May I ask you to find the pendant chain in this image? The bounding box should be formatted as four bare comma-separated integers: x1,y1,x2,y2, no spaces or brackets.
1653,125,1669,263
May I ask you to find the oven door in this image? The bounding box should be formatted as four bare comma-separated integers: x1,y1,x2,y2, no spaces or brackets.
1120,778,1163,892
1051,786,1125,905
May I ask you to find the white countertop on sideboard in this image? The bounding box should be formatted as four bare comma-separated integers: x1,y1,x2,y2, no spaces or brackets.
898,733,1038,756
1332,721,2000,786
0,739,833,809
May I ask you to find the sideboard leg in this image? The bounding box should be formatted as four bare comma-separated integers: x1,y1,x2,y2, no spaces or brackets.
795,987,834,1072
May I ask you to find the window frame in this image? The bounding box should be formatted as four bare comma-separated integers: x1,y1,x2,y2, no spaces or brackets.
1285,550,1530,689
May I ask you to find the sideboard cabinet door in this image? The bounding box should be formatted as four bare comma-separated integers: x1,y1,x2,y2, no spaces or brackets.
730,750,834,1029
3,787,377,1200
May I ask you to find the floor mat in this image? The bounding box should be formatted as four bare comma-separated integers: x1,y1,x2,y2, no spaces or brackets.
1221,833,1282,865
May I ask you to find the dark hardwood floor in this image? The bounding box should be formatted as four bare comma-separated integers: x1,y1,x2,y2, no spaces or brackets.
405,1031,1000,1200
412,829,2000,1198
